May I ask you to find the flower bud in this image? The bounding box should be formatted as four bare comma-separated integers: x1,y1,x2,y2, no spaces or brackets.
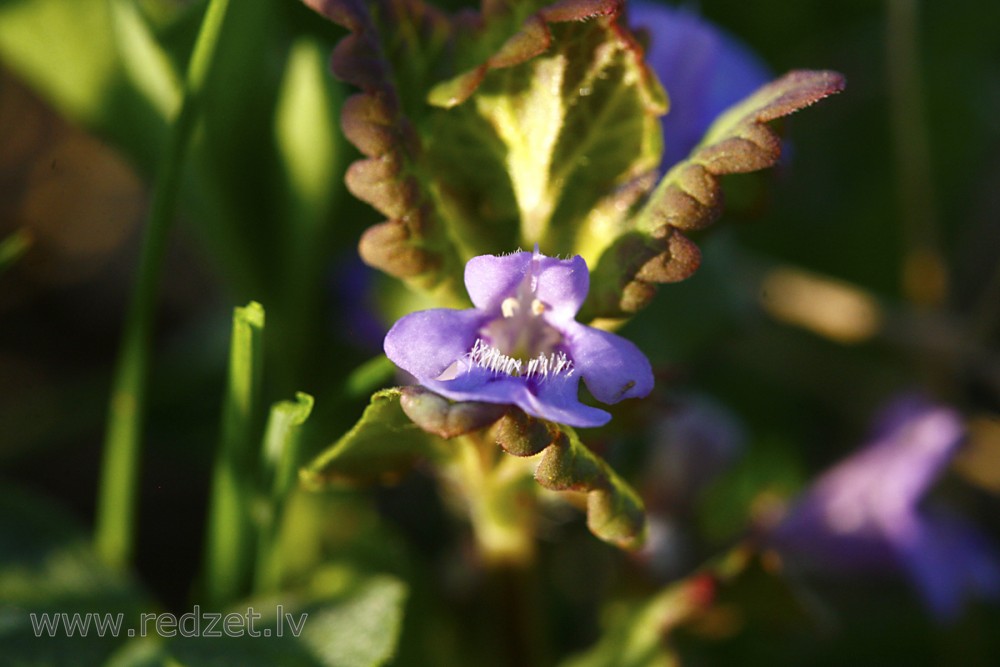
399,386,505,439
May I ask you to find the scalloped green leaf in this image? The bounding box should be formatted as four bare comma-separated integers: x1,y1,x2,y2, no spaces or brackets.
303,0,663,293
424,0,624,109
584,70,845,320
302,0,466,291
398,386,507,439
430,16,665,256
301,389,437,486
534,426,646,550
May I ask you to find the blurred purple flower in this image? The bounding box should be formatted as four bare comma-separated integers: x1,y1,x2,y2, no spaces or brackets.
769,395,1000,621
630,1,771,170
383,249,653,427
330,254,387,352
644,395,746,514
636,396,745,579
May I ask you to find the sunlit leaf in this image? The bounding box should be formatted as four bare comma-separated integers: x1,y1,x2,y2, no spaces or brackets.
430,14,665,257
297,572,408,667
302,0,663,300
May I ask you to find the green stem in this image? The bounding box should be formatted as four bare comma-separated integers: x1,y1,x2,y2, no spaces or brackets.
454,434,536,568
94,0,234,571
253,393,314,594
886,0,945,308
0,229,33,274
448,433,547,667
204,302,265,607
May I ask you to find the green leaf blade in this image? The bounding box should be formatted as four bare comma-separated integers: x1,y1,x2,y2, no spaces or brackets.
204,300,266,608
0,485,150,667
302,389,437,486
429,13,666,256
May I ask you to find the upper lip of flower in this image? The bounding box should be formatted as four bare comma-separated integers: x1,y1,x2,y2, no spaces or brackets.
383,249,654,427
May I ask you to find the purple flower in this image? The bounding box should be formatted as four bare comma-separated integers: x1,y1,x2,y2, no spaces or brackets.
630,2,771,170
383,250,653,427
769,395,1000,621
644,395,745,514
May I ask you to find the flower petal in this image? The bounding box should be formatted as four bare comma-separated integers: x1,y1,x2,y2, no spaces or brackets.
534,253,589,321
864,396,964,506
894,512,1000,622
424,368,609,428
563,322,654,404
464,251,533,312
768,486,897,572
523,376,610,427
383,308,487,381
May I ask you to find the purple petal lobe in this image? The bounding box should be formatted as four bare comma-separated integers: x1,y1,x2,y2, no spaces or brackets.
423,368,609,428
563,322,654,404
870,396,964,502
534,253,589,321
384,308,486,381
525,377,611,427
896,513,1000,622
464,252,533,312
864,396,964,504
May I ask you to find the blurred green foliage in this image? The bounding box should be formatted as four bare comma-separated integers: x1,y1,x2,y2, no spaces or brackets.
1,0,999,665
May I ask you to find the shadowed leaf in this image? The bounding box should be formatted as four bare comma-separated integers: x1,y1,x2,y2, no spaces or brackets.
106,572,408,667
0,485,149,666
302,389,437,486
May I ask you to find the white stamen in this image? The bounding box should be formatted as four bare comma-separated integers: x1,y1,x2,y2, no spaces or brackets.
465,338,574,381
501,297,519,318
530,299,546,315
468,339,523,376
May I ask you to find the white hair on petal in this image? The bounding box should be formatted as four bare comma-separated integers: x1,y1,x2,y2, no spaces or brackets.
466,339,574,380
